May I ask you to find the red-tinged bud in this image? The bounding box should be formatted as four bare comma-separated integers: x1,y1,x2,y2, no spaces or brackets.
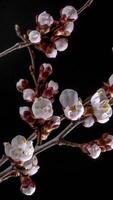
38,63,53,81
16,79,29,92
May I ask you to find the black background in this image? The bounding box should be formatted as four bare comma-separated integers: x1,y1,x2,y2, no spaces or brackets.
0,0,113,199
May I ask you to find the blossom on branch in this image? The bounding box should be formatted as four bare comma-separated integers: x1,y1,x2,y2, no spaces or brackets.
4,135,34,164
61,5,78,21
59,89,84,121
28,30,41,44
32,97,53,120
91,88,112,123
37,11,54,27
20,176,36,196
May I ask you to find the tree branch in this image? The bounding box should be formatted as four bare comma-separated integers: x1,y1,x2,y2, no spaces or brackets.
0,42,31,58
59,139,81,148
78,0,94,15
34,119,84,155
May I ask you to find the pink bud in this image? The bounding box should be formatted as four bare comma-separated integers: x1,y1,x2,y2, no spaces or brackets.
42,80,59,99
23,89,36,102
16,79,29,92
19,107,36,127
20,176,36,196
38,63,53,81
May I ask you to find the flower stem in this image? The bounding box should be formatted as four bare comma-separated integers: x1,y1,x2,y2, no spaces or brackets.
0,42,31,58
78,0,94,15
34,119,83,155
0,166,16,183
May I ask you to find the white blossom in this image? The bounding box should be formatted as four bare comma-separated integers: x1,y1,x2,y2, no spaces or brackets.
46,47,57,58
91,88,112,123
28,30,41,44
4,135,34,163
24,156,40,176
38,11,54,26
87,144,101,159
21,184,36,196
32,97,53,120
55,38,68,52
61,5,78,20
59,89,84,121
59,89,78,108
23,89,35,102
83,116,95,128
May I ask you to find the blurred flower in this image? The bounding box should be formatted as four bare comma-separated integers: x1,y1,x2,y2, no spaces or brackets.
24,155,40,176
86,143,101,159
100,133,113,150
61,5,78,20
37,11,54,26
38,63,53,81
19,106,36,127
4,135,34,163
20,176,36,196
91,88,112,123
108,74,113,86
23,88,36,102
32,97,53,120
59,89,84,120
55,38,68,52
43,80,59,99
45,47,57,58
28,30,41,44
83,116,95,128
16,79,29,92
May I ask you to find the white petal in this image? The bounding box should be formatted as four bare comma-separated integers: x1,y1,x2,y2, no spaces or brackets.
83,116,95,128
28,166,40,176
91,88,107,107
64,22,74,34
4,142,11,157
19,106,30,116
28,30,41,44
88,144,101,159
61,5,78,20
11,135,27,149
55,38,68,52
109,74,113,86
46,48,57,58
38,11,54,26
21,185,36,196
32,97,53,120
64,101,84,121
59,89,78,108
23,89,35,102
48,80,59,91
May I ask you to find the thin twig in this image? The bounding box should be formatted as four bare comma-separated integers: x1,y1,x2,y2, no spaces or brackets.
34,119,84,155
59,139,81,148
0,42,31,58
0,155,8,167
78,0,94,15
0,166,15,183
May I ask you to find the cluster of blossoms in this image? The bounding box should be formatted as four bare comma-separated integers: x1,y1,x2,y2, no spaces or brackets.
1,1,113,197
82,133,113,159
16,67,113,140
4,135,39,195
16,63,61,140
27,5,78,58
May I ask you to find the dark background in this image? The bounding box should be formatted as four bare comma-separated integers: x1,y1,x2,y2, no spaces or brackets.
0,0,113,199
